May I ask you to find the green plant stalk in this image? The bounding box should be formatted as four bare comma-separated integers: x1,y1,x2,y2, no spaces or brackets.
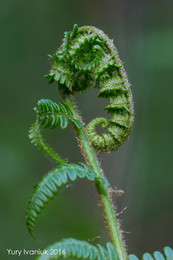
62,93,127,260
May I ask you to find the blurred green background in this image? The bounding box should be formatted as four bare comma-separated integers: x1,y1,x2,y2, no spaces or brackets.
0,0,173,259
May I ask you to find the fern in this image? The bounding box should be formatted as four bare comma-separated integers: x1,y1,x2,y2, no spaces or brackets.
36,238,119,260
129,246,173,260
26,163,110,237
47,24,134,152
29,99,82,164
27,24,172,260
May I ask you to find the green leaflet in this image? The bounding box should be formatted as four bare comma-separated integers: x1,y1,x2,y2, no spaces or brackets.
29,99,82,164
128,246,173,260
129,255,139,260
26,163,110,238
35,99,82,129
36,238,120,260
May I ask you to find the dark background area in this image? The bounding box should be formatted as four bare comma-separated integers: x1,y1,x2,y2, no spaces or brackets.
0,0,173,259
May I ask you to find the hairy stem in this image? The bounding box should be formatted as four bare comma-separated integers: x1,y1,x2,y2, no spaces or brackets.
62,93,127,260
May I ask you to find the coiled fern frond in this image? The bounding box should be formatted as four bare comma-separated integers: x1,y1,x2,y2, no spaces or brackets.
26,163,110,237
29,99,82,164
46,24,134,152
36,238,120,260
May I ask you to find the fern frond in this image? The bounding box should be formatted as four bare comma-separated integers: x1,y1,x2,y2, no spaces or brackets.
128,246,173,260
47,24,134,152
29,122,67,164
35,99,82,129
29,99,82,163
36,238,120,260
26,163,109,237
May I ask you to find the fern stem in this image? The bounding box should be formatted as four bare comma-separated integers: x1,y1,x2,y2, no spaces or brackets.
62,93,127,260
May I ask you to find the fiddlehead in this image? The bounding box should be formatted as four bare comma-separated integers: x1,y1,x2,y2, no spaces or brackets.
46,24,134,152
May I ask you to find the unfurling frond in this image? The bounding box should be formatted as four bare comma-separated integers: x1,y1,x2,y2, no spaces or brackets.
26,163,109,237
36,238,120,260
29,122,67,164
47,24,134,152
29,99,82,163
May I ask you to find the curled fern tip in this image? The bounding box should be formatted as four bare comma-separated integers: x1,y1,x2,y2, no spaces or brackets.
48,24,134,152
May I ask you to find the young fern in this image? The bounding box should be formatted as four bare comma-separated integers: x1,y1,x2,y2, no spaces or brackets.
27,24,171,260
46,24,134,152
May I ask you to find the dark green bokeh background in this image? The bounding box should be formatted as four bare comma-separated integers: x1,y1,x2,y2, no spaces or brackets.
0,0,173,259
